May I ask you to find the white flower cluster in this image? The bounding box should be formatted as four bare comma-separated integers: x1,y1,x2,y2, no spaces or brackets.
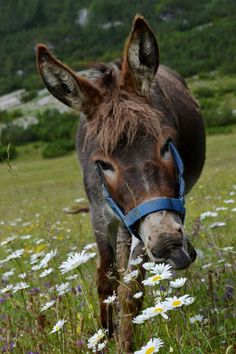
134,337,163,354
87,329,107,352
132,262,195,352
59,250,96,274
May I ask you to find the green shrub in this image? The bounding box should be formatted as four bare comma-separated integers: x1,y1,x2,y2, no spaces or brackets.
36,109,79,142
207,126,233,135
21,90,38,103
202,106,236,128
1,123,38,146
0,144,17,162
198,72,215,80
217,84,236,96
0,109,23,123
42,139,74,158
194,86,215,98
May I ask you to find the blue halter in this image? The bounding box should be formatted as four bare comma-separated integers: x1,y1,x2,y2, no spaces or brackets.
97,141,186,241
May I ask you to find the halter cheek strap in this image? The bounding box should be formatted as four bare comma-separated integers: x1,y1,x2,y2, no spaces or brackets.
96,141,186,241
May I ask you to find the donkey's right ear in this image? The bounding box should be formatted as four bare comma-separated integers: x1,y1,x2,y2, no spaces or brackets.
37,44,102,111
121,16,159,96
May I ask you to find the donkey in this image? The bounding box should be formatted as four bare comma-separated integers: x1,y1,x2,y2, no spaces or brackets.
37,15,205,352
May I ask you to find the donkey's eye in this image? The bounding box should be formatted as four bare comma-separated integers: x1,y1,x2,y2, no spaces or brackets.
97,160,114,171
160,142,170,157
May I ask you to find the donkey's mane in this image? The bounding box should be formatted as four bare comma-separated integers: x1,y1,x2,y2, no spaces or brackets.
85,63,165,154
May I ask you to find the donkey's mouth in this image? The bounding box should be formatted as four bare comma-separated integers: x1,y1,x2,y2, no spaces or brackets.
166,247,192,270
146,239,197,270
166,239,197,270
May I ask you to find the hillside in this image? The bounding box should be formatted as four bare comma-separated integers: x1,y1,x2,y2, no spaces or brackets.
0,0,236,96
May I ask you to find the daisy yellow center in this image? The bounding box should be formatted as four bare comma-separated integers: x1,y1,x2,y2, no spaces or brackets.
152,274,162,282
172,300,181,307
154,307,163,313
145,346,155,354
55,325,59,331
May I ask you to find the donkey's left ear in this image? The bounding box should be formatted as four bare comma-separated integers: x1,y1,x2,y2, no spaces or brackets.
121,16,159,95
37,44,102,112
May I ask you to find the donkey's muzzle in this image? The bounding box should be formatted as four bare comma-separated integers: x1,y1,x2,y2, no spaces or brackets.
150,233,197,270
168,238,197,270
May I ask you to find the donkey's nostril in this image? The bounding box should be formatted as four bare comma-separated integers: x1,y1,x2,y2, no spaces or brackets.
174,223,183,234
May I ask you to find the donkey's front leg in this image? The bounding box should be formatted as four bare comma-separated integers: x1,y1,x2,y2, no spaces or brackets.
117,231,146,352
92,208,119,336
96,244,118,336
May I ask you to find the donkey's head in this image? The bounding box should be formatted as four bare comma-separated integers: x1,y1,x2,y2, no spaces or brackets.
37,16,196,269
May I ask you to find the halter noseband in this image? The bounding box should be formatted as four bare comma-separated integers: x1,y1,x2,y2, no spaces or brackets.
96,141,185,241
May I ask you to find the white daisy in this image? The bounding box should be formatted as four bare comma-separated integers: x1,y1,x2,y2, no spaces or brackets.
18,273,27,279
151,263,172,274
31,264,42,271
222,246,234,251
232,208,236,212
143,302,170,320
1,236,16,246
215,207,228,211
132,314,149,324
30,251,45,264
35,238,45,245
39,249,57,269
50,319,67,334
142,262,155,271
39,268,54,278
133,291,143,299
59,250,96,274
169,277,187,288
20,234,32,240
13,282,29,293
41,300,56,312
123,270,139,283
1,284,14,293
165,294,195,309
97,341,107,352
200,211,217,220
56,282,70,296
202,263,212,269
142,268,172,286
209,222,226,228
189,314,204,324
66,274,79,281
130,256,143,265
87,329,107,350
74,197,85,203
2,269,15,280
83,243,97,250
5,249,24,262
103,294,117,304
134,337,164,354
224,199,234,204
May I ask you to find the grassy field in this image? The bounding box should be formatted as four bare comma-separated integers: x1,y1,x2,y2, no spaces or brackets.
0,133,235,353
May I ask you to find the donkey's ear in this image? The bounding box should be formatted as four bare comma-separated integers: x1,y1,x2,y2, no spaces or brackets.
37,44,102,111
122,16,159,95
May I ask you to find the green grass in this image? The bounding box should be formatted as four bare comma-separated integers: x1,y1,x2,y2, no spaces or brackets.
0,133,235,353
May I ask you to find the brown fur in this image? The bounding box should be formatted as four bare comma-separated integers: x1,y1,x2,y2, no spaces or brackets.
85,70,165,155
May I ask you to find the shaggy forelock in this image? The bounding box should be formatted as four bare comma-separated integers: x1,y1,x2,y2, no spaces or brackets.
85,64,164,154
